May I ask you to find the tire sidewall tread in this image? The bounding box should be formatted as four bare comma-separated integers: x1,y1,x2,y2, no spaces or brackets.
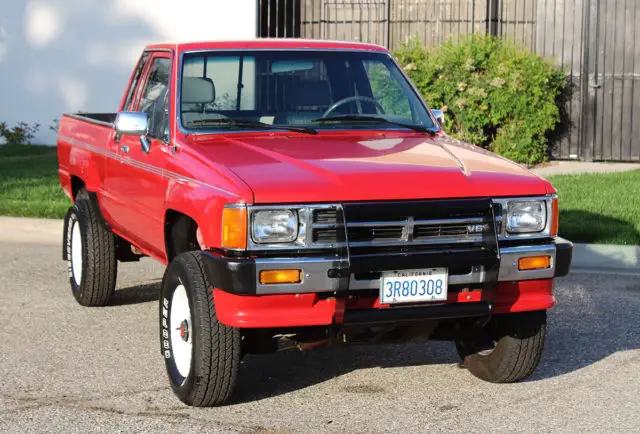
458,310,547,383
160,251,240,407
66,190,117,307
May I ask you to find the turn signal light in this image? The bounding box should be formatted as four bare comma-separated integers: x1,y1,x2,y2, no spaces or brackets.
222,207,247,249
259,269,302,284
518,256,551,271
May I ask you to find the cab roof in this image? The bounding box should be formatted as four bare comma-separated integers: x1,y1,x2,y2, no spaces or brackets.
145,38,389,53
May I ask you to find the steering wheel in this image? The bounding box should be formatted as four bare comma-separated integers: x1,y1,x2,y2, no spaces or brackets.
322,96,386,118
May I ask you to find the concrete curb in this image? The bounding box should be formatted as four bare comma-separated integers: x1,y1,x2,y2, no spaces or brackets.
571,243,640,273
1,217,640,273
0,217,63,245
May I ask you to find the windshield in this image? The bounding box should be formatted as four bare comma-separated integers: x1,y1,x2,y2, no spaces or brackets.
179,50,436,132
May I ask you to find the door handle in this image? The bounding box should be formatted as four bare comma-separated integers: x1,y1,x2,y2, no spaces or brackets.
121,145,129,153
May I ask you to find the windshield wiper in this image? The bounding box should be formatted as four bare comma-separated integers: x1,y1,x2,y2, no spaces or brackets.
187,118,317,135
312,115,437,134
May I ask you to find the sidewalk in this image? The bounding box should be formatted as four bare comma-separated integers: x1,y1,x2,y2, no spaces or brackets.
531,161,640,177
0,216,62,245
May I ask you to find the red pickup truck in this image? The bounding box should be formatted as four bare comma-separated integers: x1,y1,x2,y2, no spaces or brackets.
57,39,572,407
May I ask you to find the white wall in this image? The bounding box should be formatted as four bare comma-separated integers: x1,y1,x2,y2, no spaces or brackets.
0,0,257,144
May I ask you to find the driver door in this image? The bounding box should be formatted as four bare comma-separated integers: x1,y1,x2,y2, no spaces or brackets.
108,53,172,258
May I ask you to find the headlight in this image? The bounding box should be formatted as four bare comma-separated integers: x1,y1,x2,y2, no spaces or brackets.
506,200,546,233
251,210,298,243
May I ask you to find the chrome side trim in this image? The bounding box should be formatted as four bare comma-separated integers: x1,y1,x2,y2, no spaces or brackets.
497,244,556,281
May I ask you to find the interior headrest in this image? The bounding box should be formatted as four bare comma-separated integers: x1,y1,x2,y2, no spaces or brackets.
181,77,215,104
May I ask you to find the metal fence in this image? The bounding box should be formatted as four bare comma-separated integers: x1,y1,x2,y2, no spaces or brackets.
259,0,640,161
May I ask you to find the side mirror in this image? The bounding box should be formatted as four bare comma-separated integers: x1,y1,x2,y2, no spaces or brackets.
115,111,149,136
431,109,445,127
114,111,151,153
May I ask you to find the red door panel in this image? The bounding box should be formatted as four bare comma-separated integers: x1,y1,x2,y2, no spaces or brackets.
106,53,172,259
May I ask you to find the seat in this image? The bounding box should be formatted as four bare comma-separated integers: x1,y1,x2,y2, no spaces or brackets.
181,77,218,125
275,80,333,125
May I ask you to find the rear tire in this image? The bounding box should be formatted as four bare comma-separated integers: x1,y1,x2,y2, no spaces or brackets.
455,310,547,383
159,251,241,407
65,189,117,306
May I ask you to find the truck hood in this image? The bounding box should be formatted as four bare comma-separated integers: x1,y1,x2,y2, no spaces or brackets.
187,132,551,204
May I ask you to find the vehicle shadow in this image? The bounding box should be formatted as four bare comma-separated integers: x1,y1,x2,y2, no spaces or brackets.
232,272,640,403
529,272,640,381
109,281,161,306
233,340,461,404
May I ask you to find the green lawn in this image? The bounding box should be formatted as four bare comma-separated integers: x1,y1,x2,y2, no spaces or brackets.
1,145,639,244
549,170,640,245
0,145,70,218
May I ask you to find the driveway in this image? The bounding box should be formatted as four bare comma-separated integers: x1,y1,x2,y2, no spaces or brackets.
1,240,638,432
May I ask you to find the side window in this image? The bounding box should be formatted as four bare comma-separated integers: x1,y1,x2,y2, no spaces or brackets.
363,60,412,120
123,52,150,111
138,57,171,140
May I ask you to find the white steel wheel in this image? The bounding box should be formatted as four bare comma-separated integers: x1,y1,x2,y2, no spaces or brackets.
64,193,117,307
170,284,192,379
160,251,241,407
70,218,83,286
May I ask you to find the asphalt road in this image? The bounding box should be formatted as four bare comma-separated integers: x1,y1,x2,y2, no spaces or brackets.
1,240,639,433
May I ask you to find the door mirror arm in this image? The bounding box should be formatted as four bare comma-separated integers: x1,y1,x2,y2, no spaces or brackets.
140,136,151,153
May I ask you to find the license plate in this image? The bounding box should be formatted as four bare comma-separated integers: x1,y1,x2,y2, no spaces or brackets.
380,268,448,304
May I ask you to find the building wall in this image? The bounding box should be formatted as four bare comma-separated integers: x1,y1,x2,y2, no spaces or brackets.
0,0,258,144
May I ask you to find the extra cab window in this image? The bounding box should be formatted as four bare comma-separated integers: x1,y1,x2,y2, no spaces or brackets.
123,52,150,111
138,57,171,140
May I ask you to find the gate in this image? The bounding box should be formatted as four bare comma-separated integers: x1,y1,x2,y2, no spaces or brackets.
580,0,640,161
260,0,640,162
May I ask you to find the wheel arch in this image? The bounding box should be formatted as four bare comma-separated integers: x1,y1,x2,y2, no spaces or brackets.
70,175,86,201
164,209,201,263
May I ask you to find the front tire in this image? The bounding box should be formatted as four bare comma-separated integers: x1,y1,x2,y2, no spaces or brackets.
65,190,117,306
455,310,547,383
160,251,241,407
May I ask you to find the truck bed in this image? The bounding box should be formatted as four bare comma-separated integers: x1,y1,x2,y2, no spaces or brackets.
65,112,117,126
57,112,118,202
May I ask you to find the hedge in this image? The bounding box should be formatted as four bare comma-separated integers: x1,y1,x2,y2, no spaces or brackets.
394,35,568,165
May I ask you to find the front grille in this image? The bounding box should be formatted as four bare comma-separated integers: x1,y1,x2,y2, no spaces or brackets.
307,199,497,249
313,208,337,224
346,217,488,247
308,207,343,247
312,228,339,243
348,224,405,242
414,223,469,238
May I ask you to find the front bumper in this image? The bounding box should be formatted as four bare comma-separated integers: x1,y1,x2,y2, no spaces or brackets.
202,238,573,296
203,238,572,328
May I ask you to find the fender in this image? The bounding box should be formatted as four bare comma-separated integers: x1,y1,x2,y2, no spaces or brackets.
164,177,240,251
